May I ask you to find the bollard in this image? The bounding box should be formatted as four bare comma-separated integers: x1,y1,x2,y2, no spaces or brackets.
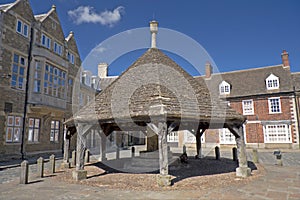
84,149,90,164
37,157,44,178
232,147,237,161
252,149,259,163
49,154,55,174
183,145,187,154
215,146,220,160
131,146,135,157
273,150,283,166
71,150,76,168
116,146,120,159
20,160,29,184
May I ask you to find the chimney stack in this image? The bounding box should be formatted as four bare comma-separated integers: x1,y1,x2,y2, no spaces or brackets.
205,61,213,78
281,50,290,67
98,63,108,78
150,21,158,48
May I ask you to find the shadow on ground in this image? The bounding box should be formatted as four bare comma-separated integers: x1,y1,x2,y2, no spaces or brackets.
88,155,257,184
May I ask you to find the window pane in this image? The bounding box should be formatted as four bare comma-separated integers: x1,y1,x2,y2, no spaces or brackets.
13,128,20,142
23,24,28,36
55,121,60,129
13,64,18,73
7,116,14,126
34,119,40,128
55,130,59,141
28,129,33,141
6,127,13,142
20,57,25,65
29,118,34,127
17,20,22,33
34,129,39,142
13,54,19,63
50,130,54,141
19,67,25,76
15,117,21,126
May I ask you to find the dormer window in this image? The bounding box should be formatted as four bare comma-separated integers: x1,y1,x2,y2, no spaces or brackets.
219,81,230,95
266,74,279,90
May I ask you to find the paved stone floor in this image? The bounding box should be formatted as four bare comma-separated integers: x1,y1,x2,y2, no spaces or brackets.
0,148,299,199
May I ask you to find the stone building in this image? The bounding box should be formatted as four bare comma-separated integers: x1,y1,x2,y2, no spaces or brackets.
0,0,97,160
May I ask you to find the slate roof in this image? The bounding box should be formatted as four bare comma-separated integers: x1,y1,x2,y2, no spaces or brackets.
196,65,294,98
292,72,300,91
67,48,245,127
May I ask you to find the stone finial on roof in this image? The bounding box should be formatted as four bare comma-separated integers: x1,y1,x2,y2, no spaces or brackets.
52,5,56,10
150,20,158,48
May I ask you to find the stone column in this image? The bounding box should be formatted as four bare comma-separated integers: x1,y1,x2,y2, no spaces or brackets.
98,130,107,161
49,154,55,174
37,157,44,178
72,124,87,181
156,121,171,186
146,126,158,152
235,125,251,177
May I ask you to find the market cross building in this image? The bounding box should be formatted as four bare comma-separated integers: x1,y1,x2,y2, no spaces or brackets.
65,21,251,186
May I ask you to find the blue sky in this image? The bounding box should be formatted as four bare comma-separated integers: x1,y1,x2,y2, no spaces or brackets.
5,0,300,75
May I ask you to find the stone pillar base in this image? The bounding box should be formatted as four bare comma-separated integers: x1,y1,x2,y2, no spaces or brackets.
236,167,251,178
72,170,87,181
156,174,172,187
61,162,70,169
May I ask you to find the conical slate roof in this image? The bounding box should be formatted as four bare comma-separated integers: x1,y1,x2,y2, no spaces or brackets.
69,48,245,128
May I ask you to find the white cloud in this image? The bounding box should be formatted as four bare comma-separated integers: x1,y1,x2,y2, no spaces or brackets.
68,6,124,27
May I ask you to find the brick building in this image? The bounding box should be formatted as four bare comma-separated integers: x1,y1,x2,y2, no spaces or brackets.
173,51,299,149
0,0,97,160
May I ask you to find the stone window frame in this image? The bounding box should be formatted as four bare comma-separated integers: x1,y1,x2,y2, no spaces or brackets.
44,63,66,99
28,118,40,143
219,81,231,95
242,99,254,115
33,61,42,93
268,97,281,114
16,19,29,38
11,53,27,90
67,51,75,64
6,115,22,143
54,41,63,56
50,120,60,142
263,124,291,143
41,33,51,49
266,74,279,90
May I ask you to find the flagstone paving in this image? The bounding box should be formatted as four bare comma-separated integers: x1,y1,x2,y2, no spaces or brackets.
0,148,299,199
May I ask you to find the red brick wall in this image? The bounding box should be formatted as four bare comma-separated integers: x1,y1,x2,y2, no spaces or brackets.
229,95,294,143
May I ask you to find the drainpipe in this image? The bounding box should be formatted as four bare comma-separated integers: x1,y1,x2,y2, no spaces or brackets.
20,27,34,160
293,86,300,148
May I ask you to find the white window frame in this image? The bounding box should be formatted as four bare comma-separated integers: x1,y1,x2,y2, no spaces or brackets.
268,97,281,114
266,74,279,90
6,116,22,143
264,124,291,143
242,99,254,115
167,132,178,142
16,19,29,37
219,81,230,95
50,120,60,142
28,118,40,142
219,128,235,144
